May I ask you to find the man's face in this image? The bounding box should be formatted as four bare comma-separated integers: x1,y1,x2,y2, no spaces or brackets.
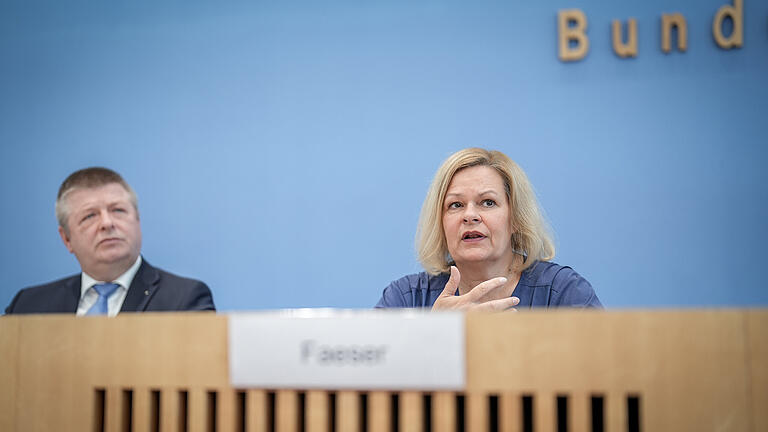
58,183,142,278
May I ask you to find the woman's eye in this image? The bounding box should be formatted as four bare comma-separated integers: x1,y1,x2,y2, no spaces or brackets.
448,202,462,209
481,199,496,207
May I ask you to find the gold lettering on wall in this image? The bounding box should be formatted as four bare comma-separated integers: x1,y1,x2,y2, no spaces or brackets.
558,9,589,61
612,18,638,58
661,13,688,53
556,1,753,62
713,0,743,48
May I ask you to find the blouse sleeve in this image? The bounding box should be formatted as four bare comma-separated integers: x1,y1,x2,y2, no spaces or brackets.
550,266,603,308
374,278,410,308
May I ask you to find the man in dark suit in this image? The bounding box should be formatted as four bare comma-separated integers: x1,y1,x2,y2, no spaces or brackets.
5,167,215,315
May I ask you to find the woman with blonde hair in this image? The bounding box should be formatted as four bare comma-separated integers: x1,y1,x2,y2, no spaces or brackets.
375,148,601,310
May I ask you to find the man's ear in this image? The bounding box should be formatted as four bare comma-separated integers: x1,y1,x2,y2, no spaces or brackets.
58,226,74,254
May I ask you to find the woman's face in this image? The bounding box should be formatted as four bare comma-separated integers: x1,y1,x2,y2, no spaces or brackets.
442,165,515,269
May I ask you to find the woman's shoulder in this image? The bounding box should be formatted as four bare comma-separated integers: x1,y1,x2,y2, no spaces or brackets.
521,261,572,285
521,261,603,308
375,271,449,308
388,271,449,290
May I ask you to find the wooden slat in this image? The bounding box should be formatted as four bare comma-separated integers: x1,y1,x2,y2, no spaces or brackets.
305,390,329,432
337,391,359,432
246,390,268,432
187,388,207,432
499,392,520,432
276,390,299,432
466,392,487,431
104,387,125,432
159,389,180,432
432,392,456,432
605,392,624,432
533,392,555,432
132,387,151,432
217,389,237,432
367,392,390,432
399,392,422,432
569,393,589,432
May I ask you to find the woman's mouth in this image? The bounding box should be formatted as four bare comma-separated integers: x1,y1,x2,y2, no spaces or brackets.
462,231,486,242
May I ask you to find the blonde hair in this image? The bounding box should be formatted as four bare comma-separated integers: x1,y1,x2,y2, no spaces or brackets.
416,148,555,275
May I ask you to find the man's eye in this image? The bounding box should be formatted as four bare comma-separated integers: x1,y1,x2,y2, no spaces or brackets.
481,199,496,207
448,202,462,209
113,207,126,213
80,213,95,223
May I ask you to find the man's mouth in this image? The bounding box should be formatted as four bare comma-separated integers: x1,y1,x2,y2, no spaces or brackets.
98,237,123,246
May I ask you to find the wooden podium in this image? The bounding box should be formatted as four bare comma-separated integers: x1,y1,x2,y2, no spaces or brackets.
1,310,766,431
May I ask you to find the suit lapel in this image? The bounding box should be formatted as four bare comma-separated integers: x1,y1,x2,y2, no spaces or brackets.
63,274,82,313
120,260,160,312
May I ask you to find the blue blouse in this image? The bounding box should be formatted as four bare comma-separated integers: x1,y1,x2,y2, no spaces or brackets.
375,261,602,309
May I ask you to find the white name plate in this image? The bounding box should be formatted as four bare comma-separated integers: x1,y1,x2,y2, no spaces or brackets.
229,309,464,390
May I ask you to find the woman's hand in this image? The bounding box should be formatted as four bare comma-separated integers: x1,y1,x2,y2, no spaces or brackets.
432,266,520,311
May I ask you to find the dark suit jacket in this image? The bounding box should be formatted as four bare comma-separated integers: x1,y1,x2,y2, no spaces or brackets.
4,259,215,314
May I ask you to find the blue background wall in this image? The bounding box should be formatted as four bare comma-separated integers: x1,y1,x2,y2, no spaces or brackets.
2,0,767,311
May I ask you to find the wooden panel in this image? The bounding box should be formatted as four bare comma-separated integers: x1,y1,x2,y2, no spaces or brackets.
12,313,225,431
747,310,768,432
4,310,765,431
246,390,268,432
305,391,329,432
0,317,19,432
431,392,455,432
276,390,298,432
466,310,751,430
398,392,422,432
16,316,89,431
367,392,390,432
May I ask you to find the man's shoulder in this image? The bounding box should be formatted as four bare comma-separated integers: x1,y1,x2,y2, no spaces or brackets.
128,259,214,311
19,273,80,295
5,274,81,314
138,260,208,289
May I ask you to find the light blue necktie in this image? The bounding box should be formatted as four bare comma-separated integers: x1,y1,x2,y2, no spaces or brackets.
86,283,120,315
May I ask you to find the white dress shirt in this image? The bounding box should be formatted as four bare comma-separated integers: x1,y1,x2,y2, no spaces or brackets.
76,256,143,317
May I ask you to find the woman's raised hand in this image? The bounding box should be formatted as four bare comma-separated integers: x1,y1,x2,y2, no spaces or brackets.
432,266,519,311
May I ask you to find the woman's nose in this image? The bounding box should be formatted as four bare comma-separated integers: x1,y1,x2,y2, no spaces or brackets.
462,205,481,223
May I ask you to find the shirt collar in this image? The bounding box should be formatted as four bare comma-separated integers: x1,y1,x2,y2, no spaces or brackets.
80,255,143,297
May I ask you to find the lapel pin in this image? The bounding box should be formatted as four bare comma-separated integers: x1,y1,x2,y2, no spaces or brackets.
144,290,149,296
